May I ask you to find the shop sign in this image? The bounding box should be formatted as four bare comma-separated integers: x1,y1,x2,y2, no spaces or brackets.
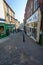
32,11,38,22
27,16,33,23
0,20,5,23
27,10,38,23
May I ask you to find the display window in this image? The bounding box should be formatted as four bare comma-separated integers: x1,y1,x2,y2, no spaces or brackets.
0,26,4,34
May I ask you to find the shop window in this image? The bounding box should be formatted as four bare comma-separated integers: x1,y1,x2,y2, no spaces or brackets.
35,22,37,27
0,26,4,34
27,24,29,27
30,28,31,32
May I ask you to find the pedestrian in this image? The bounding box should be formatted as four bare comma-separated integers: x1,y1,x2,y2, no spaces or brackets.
22,30,25,42
13,30,14,34
24,25,26,34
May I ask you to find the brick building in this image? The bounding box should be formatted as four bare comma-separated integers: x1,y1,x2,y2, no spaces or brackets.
24,0,43,45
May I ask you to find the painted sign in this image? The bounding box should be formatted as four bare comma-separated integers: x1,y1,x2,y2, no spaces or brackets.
27,10,38,23
32,11,38,21
0,20,5,23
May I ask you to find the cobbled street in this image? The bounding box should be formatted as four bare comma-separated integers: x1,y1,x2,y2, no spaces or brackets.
0,32,43,65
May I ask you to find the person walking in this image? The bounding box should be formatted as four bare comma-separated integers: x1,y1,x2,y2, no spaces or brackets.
23,31,25,42
22,26,26,42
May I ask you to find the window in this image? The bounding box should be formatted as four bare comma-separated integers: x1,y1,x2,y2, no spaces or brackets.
31,3,33,15
0,26,4,34
28,10,30,17
7,7,9,13
8,15,10,22
34,0,38,11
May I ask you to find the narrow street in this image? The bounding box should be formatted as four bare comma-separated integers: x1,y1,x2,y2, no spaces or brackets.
0,32,43,65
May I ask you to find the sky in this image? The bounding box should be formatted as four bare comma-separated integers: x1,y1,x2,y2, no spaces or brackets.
6,0,27,23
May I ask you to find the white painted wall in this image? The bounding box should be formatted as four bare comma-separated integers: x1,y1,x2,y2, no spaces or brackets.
0,0,5,19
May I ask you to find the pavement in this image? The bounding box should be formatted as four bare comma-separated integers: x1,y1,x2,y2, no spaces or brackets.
0,32,43,65
0,33,16,43
0,37,10,43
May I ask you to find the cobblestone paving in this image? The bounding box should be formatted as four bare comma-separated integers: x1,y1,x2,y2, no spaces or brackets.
0,45,31,65
0,32,43,65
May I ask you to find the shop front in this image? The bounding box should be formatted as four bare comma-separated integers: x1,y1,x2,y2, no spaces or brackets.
6,24,16,33
40,19,43,45
26,10,38,41
26,7,43,44
40,4,43,45
0,23,16,39
0,20,6,38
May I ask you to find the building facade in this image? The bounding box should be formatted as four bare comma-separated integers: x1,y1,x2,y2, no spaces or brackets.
0,0,16,38
3,0,15,24
24,0,43,45
14,19,20,29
